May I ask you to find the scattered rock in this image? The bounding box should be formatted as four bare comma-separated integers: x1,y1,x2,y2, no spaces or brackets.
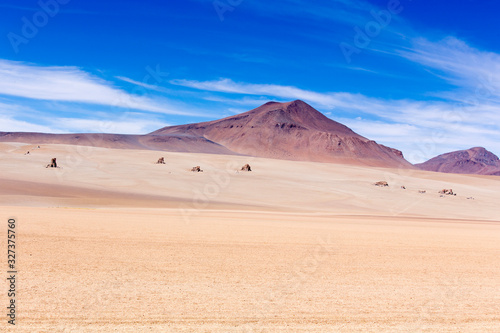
241,164,252,171
156,157,165,164
401,185,406,189
374,181,389,187
418,190,426,194
191,166,203,172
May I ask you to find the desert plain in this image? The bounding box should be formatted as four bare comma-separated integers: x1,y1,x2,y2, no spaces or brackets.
1,141,499,332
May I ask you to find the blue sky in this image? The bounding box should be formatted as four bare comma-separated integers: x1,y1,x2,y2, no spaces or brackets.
1,0,499,163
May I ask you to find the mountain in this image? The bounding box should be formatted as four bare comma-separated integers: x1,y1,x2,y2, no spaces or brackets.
151,100,412,167
0,100,412,167
415,147,500,176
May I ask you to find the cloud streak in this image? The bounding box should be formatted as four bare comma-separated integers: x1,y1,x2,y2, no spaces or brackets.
401,38,500,90
0,59,194,116
0,101,168,135
116,76,172,94
170,78,359,109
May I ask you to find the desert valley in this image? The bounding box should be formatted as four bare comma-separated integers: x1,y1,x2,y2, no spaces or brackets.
1,101,499,332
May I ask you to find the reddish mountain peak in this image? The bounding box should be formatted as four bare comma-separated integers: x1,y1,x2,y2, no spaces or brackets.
151,99,358,136
149,100,410,167
202,99,362,138
260,99,310,110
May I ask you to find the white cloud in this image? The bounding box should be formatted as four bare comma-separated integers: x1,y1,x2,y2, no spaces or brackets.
400,37,500,101
116,76,172,94
0,116,60,133
202,95,287,107
53,117,167,134
0,98,168,135
170,78,358,109
0,113,167,135
0,59,194,116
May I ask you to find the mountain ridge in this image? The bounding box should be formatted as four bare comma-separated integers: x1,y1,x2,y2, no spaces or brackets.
151,100,411,167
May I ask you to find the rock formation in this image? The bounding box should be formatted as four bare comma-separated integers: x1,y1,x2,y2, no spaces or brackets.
241,164,252,171
46,158,57,168
439,189,455,196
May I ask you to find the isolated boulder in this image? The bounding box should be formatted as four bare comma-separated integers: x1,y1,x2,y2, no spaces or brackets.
156,157,165,164
191,166,203,172
46,158,57,168
241,164,252,171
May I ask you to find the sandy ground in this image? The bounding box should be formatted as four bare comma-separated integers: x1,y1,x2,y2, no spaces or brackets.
1,142,499,332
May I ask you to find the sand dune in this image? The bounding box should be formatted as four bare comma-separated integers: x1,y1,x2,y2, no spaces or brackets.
1,142,499,332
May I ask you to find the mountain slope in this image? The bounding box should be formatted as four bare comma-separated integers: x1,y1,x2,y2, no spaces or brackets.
416,147,500,176
151,100,412,167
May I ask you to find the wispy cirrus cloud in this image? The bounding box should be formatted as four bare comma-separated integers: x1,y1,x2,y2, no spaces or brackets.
0,99,168,134
52,116,168,134
115,76,172,94
0,116,59,133
400,37,500,99
170,78,354,109
170,77,436,119
202,95,289,107
0,59,194,116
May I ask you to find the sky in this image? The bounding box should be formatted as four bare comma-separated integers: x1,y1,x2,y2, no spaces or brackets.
1,0,499,163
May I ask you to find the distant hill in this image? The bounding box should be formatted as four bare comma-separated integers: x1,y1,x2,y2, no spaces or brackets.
0,100,412,168
0,129,239,154
416,147,500,176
